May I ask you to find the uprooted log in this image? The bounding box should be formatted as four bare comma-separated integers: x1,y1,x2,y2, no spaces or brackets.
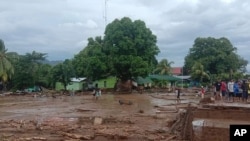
95,129,129,140
166,135,177,141
19,137,47,141
75,108,96,112
57,131,94,140
118,100,133,105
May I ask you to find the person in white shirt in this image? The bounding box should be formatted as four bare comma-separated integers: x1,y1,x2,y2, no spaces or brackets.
227,79,234,102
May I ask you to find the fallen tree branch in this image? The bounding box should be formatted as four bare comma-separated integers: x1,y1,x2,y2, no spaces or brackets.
19,137,47,141
57,131,93,140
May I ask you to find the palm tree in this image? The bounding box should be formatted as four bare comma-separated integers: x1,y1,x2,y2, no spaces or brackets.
0,39,14,90
153,59,174,75
25,51,47,86
191,62,209,83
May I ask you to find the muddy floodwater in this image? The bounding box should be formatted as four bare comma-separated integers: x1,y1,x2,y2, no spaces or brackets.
0,92,200,141
3,91,249,141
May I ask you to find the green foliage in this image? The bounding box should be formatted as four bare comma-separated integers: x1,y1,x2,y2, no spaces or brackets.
190,62,209,83
0,39,14,83
36,64,52,87
51,59,75,90
103,17,159,80
152,79,169,88
184,37,248,77
10,51,48,90
26,51,47,85
10,56,33,90
153,59,174,75
73,36,108,80
113,55,149,80
73,17,159,81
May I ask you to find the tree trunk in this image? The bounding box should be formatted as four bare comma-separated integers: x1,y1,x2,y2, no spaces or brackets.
115,79,133,93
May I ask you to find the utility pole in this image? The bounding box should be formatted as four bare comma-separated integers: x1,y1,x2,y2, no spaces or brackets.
182,67,183,89
104,0,108,26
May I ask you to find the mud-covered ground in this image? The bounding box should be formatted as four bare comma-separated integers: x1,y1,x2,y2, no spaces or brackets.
0,91,200,141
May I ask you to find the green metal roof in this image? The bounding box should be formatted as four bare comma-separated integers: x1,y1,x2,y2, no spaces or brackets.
136,76,152,85
149,75,181,81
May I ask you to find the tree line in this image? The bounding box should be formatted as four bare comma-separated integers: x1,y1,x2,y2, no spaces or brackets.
0,17,248,91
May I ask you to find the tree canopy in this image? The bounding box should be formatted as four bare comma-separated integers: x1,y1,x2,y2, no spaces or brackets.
190,62,209,83
51,59,75,90
184,37,248,78
0,39,14,84
10,51,49,90
73,17,159,81
103,17,159,80
73,36,108,80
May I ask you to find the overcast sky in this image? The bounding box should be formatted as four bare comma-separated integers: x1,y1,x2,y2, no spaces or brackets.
1,0,250,70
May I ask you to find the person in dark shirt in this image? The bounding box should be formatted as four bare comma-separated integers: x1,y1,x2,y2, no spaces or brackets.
214,80,221,100
176,87,181,104
241,80,249,103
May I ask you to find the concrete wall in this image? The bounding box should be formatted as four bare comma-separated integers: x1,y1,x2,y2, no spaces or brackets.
191,107,250,141
193,108,250,120
192,126,228,141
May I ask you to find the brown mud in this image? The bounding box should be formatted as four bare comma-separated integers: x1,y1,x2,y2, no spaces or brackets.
1,90,249,141
0,91,199,141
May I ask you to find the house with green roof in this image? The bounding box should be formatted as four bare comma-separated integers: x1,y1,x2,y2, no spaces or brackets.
55,77,87,91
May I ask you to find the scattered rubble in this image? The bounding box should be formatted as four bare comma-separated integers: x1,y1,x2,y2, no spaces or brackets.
1,88,247,140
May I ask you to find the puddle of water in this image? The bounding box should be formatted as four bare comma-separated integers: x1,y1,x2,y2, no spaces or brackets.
151,98,174,106
193,119,204,126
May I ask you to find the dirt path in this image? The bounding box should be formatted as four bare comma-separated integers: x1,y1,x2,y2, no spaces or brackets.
0,93,199,141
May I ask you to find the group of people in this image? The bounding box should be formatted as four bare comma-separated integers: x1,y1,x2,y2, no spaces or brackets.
214,79,250,102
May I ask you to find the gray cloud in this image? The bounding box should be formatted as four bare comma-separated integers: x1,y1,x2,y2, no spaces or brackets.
0,0,250,70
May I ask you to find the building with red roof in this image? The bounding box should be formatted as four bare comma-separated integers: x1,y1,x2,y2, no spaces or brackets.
171,67,183,76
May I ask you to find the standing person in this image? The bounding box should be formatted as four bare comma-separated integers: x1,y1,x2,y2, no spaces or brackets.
248,80,250,102
99,88,102,96
241,80,248,103
176,87,181,104
93,83,99,100
246,80,249,102
214,80,221,100
95,88,98,100
92,88,96,100
227,79,234,102
247,79,250,102
233,81,240,102
70,89,75,96
97,88,102,99
0,81,3,92
201,86,205,99
220,80,227,101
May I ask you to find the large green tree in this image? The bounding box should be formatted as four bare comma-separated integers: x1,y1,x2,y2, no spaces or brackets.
51,59,75,90
103,17,159,80
184,37,248,76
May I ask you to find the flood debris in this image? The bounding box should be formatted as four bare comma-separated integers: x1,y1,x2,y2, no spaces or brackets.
19,137,47,141
0,89,203,141
94,117,103,125
58,131,94,140
75,108,96,112
118,99,133,105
